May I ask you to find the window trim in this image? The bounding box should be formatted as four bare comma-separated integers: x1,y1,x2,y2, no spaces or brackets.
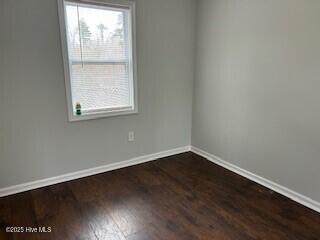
57,0,138,122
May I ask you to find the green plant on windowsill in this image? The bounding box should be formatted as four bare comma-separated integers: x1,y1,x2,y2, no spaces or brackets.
75,102,82,116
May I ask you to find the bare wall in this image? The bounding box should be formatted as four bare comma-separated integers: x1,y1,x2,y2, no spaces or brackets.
192,0,320,202
0,0,4,171
0,0,196,188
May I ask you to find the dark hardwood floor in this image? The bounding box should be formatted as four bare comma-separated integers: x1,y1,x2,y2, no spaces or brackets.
0,152,319,240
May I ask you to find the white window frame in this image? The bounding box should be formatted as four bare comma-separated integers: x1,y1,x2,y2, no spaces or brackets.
57,0,138,122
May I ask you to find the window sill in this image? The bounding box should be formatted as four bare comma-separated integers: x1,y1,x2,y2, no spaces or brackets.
68,108,138,122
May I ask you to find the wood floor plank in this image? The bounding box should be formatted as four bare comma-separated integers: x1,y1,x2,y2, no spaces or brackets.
8,192,42,240
32,184,97,240
0,152,319,240
68,175,126,240
0,196,12,240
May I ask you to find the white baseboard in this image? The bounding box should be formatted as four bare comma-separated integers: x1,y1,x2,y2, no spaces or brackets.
191,146,320,213
0,146,191,198
2,145,319,214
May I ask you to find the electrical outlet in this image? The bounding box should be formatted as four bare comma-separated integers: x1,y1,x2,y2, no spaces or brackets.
128,131,135,142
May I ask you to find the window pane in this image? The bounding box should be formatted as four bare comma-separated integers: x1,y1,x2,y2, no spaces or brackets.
64,2,133,115
66,4,128,62
71,64,131,112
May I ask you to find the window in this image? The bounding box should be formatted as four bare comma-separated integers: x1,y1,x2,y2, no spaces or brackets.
58,0,137,121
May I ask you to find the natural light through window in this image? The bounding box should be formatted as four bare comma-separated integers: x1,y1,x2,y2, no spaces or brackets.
58,0,137,121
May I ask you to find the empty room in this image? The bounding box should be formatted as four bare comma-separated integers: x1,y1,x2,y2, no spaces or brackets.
0,0,320,239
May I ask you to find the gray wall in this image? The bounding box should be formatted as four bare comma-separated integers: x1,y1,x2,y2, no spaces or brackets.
0,0,196,188
0,0,4,175
193,0,320,202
